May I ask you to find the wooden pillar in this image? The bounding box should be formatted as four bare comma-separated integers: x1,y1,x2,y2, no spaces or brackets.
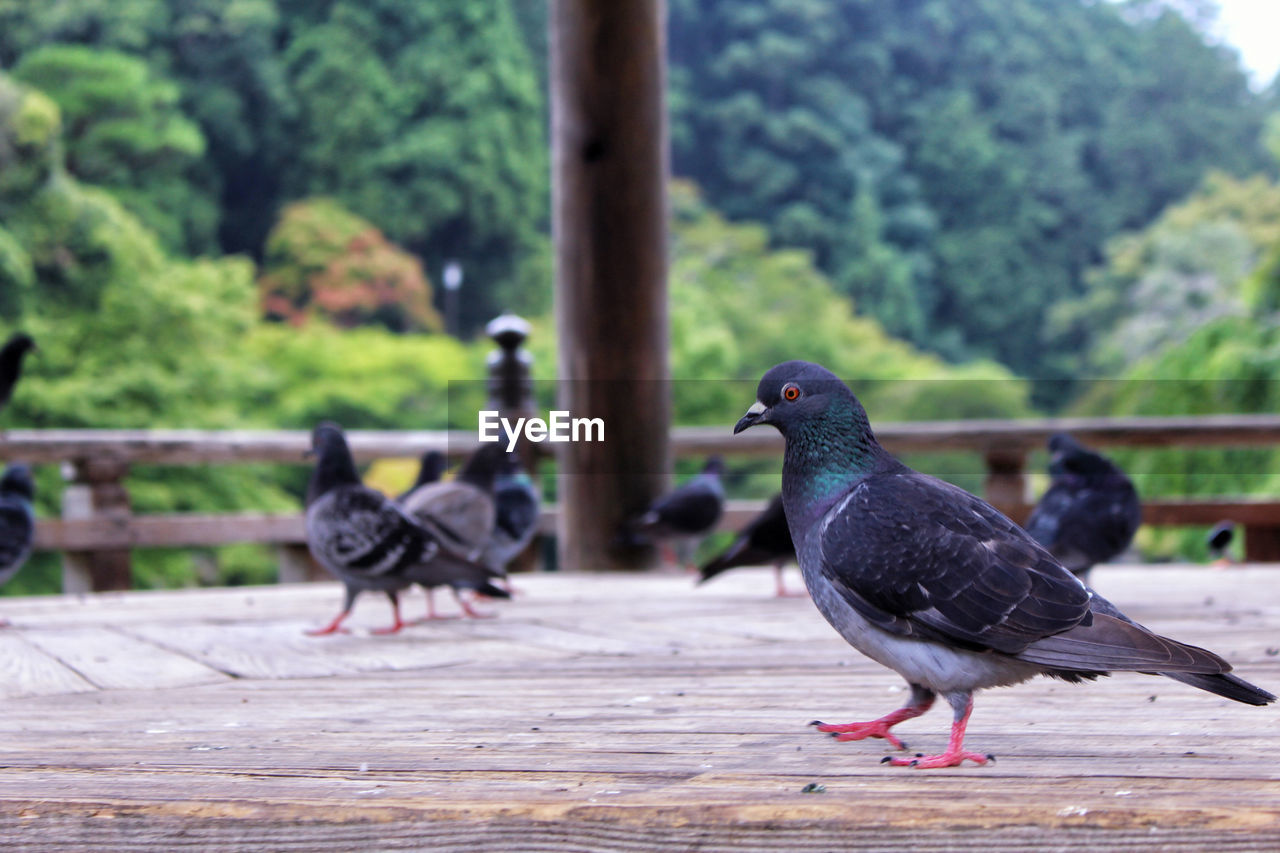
61,457,132,592
983,449,1028,523
1243,526,1280,563
551,0,671,571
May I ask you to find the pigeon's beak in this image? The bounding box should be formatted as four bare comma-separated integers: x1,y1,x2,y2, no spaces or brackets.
734,400,768,434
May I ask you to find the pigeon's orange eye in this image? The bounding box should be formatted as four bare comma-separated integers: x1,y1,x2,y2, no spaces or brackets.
782,384,800,402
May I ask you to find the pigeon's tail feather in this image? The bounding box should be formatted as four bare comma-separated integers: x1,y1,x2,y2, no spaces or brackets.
474,581,512,600
1162,671,1275,706
1018,612,1231,674
698,539,769,584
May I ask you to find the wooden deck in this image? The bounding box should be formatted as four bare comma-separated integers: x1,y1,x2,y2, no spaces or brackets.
0,566,1277,850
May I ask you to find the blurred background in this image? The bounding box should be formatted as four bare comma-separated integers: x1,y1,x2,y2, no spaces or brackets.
1,0,1278,590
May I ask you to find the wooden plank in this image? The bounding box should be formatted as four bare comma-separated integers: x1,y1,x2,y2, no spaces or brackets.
0,633,97,698
34,513,307,551
18,627,229,691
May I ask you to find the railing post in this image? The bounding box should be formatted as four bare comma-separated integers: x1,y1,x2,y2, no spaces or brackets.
983,449,1028,523
1243,526,1280,562
486,314,540,572
61,457,132,592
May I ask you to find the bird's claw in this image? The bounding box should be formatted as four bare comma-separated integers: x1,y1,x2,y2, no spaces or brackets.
883,750,992,769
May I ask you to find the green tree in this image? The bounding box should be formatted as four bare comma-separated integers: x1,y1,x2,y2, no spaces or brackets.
12,45,216,254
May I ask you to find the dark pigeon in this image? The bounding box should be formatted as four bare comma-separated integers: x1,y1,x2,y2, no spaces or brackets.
483,450,540,575
1024,433,1142,580
396,450,446,502
0,333,36,418
698,493,800,597
1207,520,1236,566
624,456,725,569
735,360,1273,769
398,442,506,618
0,464,35,623
304,422,505,635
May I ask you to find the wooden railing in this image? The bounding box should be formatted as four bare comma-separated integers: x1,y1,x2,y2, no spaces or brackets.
4,414,1280,590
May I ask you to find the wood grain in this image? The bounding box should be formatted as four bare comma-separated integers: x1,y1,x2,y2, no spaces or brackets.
0,567,1276,848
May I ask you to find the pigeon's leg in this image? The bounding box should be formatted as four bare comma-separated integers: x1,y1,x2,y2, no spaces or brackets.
412,587,457,622
305,586,358,635
812,684,935,749
773,563,804,598
454,588,496,619
884,691,993,769
371,591,408,635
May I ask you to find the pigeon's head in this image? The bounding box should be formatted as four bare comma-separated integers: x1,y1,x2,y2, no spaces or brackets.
734,361,857,438
702,455,725,477
416,450,447,487
1047,432,1113,477
0,464,34,501
2,332,35,358
308,421,349,458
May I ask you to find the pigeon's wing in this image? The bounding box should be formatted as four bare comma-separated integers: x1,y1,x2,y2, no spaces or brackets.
0,499,33,571
818,471,1093,655
1056,483,1141,564
645,478,724,534
307,488,433,579
401,482,495,552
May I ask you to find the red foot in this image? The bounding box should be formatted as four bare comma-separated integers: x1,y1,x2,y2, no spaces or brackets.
774,568,805,598
883,750,992,769
459,598,496,619
305,610,352,636
813,719,909,750
371,617,408,635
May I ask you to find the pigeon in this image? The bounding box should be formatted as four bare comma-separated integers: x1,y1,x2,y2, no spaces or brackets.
482,450,541,575
623,456,725,569
0,332,36,418
1207,521,1236,567
0,464,35,624
698,493,800,597
304,422,506,635
398,442,506,618
734,360,1274,769
1024,433,1142,581
396,450,446,502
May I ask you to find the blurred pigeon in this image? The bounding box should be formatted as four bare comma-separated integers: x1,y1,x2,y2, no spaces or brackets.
482,450,540,575
0,332,36,418
399,442,506,618
698,493,800,597
396,450,446,502
0,464,35,625
1024,433,1142,581
623,456,725,569
735,361,1273,769
1207,521,1236,567
304,422,506,635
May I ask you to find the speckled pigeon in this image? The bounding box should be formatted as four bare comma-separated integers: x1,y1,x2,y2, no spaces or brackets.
698,493,800,597
735,361,1274,769
0,464,35,623
399,443,506,618
624,456,725,569
304,422,506,635
1024,433,1141,580
0,333,36,419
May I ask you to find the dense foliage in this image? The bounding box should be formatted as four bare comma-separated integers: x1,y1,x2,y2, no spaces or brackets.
669,0,1273,378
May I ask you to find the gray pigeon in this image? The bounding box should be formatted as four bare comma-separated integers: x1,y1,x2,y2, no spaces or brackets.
398,442,506,618
0,464,35,623
698,493,799,597
623,456,725,569
735,361,1273,768
1207,521,1236,566
482,450,540,575
304,422,506,635
1024,433,1141,580
0,333,36,418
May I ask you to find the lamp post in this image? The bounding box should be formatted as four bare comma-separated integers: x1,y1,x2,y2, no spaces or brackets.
442,261,463,335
